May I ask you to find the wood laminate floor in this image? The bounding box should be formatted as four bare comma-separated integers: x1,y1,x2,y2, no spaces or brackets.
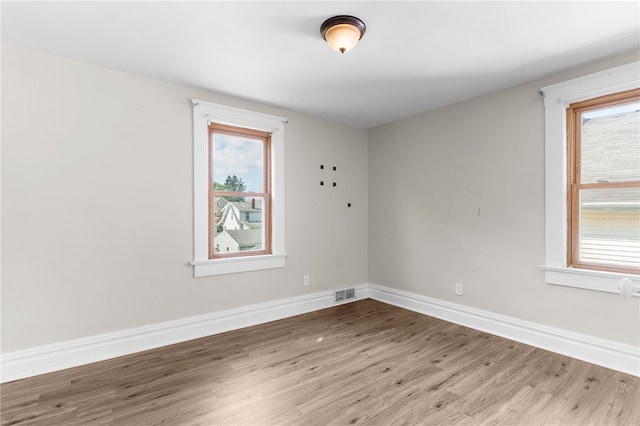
1,299,639,425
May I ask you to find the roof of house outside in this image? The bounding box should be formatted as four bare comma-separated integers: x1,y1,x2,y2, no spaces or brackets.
582,110,639,183
225,229,262,247
241,221,262,229
581,110,639,205
229,200,262,212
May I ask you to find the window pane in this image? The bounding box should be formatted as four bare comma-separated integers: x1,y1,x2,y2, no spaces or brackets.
213,196,264,254
578,187,640,269
212,133,264,192
580,102,640,183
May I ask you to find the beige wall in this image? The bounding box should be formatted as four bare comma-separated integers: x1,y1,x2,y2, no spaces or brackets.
1,45,368,351
368,50,640,346
2,44,639,355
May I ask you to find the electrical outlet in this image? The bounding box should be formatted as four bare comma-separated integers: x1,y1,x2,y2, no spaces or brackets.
455,283,463,296
304,275,310,286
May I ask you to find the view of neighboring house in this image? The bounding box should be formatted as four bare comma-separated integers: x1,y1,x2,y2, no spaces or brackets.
213,197,263,253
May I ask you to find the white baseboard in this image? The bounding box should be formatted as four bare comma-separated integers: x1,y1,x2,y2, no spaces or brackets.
367,283,640,377
3,282,637,382
0,284,369,383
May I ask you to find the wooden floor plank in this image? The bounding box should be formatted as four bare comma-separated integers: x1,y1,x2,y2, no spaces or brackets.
2,299,638,425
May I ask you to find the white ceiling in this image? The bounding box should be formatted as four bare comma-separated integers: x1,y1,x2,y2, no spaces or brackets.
2,1,639,128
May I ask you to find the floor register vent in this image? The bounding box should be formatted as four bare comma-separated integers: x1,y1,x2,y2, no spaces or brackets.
334,288,356,303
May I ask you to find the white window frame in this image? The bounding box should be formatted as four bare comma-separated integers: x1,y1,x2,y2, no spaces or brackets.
540,61,640,293
190,100,287,277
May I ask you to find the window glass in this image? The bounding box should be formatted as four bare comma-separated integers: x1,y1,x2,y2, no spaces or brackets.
581,102,640,184
577,187,640,269
213,196,265,255
212,133,265,193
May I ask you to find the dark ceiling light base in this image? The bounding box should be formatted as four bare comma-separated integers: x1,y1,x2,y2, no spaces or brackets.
320,15,366,54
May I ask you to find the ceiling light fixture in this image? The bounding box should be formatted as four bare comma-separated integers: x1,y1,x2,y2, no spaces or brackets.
320,15,366,54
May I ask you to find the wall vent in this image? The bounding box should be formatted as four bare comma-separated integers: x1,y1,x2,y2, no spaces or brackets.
334,288,356,303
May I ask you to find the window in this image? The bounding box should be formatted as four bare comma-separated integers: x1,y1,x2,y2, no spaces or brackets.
541,61,640,293
191,100,286,277
209,123,271,259
566,89,640,274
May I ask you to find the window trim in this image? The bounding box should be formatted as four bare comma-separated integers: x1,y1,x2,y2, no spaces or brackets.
540,61,640,293
191,100,287,277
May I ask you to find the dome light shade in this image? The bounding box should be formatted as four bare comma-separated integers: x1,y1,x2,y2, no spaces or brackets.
320,15,366,54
